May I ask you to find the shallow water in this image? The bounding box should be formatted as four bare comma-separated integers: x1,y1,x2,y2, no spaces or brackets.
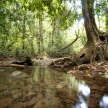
0,66,107,108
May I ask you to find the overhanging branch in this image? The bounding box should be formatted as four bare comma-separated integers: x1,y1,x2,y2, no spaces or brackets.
58,30,80,52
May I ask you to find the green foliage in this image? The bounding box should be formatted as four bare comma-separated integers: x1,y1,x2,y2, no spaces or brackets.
0,0,106,59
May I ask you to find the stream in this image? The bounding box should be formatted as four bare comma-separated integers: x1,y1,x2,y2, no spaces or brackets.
0,66,108,108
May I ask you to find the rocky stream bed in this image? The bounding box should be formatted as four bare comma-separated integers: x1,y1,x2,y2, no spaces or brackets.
0,58,108,108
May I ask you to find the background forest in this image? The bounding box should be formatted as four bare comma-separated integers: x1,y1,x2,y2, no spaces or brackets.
0,0,107,59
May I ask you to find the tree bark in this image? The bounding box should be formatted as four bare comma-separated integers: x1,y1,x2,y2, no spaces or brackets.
51,20,56,57
38,15,43,57
22,13,26,53
106,7,108,30
75,0,108,64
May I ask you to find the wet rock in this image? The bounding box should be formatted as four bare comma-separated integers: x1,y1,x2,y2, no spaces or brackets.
0,84,7,91
11,102,27,108
56,87,69,97
11,82,18,86
13,92,22,100
40,83,48,93
8,89,20,96
90,85,98,90
56,82,67,88
57,76,65,81
10,70,28,79
65,98,73,104
47,84,56,91
22,84,32,92
33,85,40,92
48,105,59,108
41,90,47,96
0,92,3,97
65,94,78,106
3,90,9,96
33,99,49,108
18,81,25,86
27,97,39,107
22,91,27,97
0,78,5,84
27,77,34,84
92,93,101,99
40,83,48,88
45,93,55,101
89,98,98,108
0,69,4,72
51,97,61,107
4,78,12,85
0,98,13,108
48,105,60,108
36,94,44,99
11,84,22,89
22,91,37,101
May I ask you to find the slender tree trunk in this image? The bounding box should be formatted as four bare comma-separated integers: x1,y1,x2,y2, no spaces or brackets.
22,13,26,54
28,24,35,55
51,21,56,57
15,23,18,57
38,15,44,57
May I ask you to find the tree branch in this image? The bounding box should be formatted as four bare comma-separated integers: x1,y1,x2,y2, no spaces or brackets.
58,30,80,52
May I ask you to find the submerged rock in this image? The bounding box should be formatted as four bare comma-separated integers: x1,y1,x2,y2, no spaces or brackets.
56,82,66,88
33,99,49,108
0,98,13,108
9,70,28,79
11,102,27,108
0,84,7,91
22,84,32,92
26,97,39,107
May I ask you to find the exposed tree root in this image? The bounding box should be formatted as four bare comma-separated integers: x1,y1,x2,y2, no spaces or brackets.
50,41,108,68
50,57,75,68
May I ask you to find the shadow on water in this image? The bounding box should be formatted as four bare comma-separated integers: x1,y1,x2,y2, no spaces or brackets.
0,66,108,108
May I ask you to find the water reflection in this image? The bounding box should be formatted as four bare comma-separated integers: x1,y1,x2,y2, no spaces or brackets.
73,84,90,108
100,94,108,108
75,96,88,108
78,84,90,98
0,66,107,108
32,66,85,92
32,67,88,108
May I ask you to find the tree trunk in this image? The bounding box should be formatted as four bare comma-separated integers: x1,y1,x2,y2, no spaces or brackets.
51,20,56,57
38,15,42,57
50,0,108,68
106,7,108,30
22,13,26,54
75,0,108,64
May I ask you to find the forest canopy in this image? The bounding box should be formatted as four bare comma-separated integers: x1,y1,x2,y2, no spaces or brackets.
0,0,108,63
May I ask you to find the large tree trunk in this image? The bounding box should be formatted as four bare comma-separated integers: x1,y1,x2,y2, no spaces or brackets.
50,0,108,68
75,0,108,64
